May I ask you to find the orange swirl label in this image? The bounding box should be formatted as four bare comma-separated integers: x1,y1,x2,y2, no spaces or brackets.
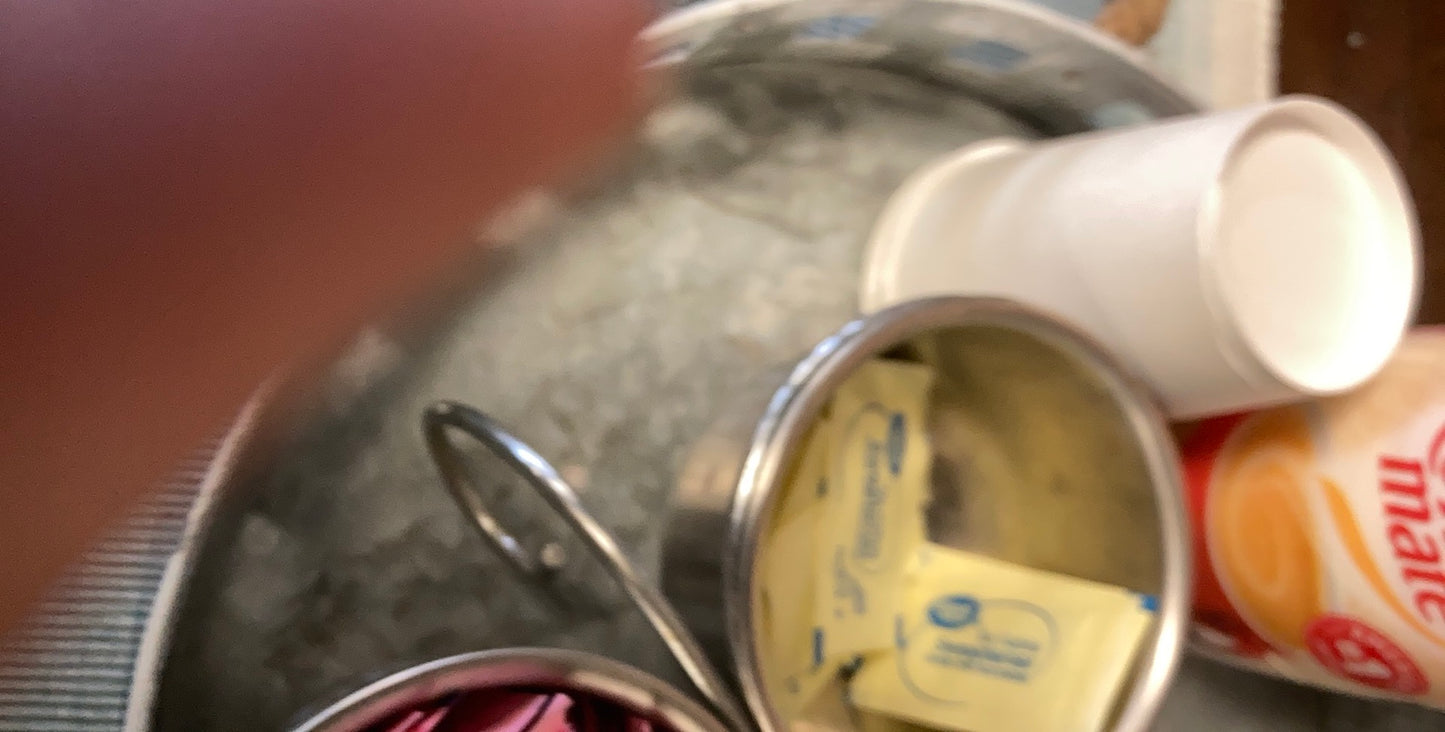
1185,332,1445,704
1202,408,1323,650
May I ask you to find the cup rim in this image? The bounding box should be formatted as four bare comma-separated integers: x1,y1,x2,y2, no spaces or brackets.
1196,95,1420,399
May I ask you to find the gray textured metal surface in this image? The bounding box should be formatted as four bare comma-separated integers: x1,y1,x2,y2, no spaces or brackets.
149,62,1044,732
139,0,1203,727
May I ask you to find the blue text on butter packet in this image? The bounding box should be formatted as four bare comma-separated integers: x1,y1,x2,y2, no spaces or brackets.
849,544,1156,732
814,360,933,657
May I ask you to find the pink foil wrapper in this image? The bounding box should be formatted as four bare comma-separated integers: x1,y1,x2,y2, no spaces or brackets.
368,688,664,732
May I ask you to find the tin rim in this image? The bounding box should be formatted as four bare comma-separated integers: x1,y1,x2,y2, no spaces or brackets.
291,647,731,732
722,296,1192,732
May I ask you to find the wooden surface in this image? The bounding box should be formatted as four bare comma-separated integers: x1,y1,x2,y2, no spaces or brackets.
1279,0,1445,323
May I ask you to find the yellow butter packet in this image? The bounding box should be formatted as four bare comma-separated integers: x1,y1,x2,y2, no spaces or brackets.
761,420,838,717
856,712,933,732
762,510,837,717
776,420,830,526
850,544,1156,732
790,676,853,732
816,359,933,658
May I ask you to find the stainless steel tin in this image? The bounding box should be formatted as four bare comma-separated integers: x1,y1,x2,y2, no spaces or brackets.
641,0,1197,128
293,648,729,732
663,297,1190,732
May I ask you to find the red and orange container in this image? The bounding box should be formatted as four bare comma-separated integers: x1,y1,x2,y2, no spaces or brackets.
1185,330,1445,705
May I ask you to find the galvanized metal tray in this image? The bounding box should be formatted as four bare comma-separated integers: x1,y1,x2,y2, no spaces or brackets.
141,4,1192,723
7,1,1442,731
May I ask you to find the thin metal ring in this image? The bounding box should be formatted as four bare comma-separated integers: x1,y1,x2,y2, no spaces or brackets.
422,401,754,732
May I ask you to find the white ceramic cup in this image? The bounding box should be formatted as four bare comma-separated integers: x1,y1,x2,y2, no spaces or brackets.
861,96,1419,418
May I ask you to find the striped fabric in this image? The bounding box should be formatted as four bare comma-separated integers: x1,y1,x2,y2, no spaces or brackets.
0,456,209,732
